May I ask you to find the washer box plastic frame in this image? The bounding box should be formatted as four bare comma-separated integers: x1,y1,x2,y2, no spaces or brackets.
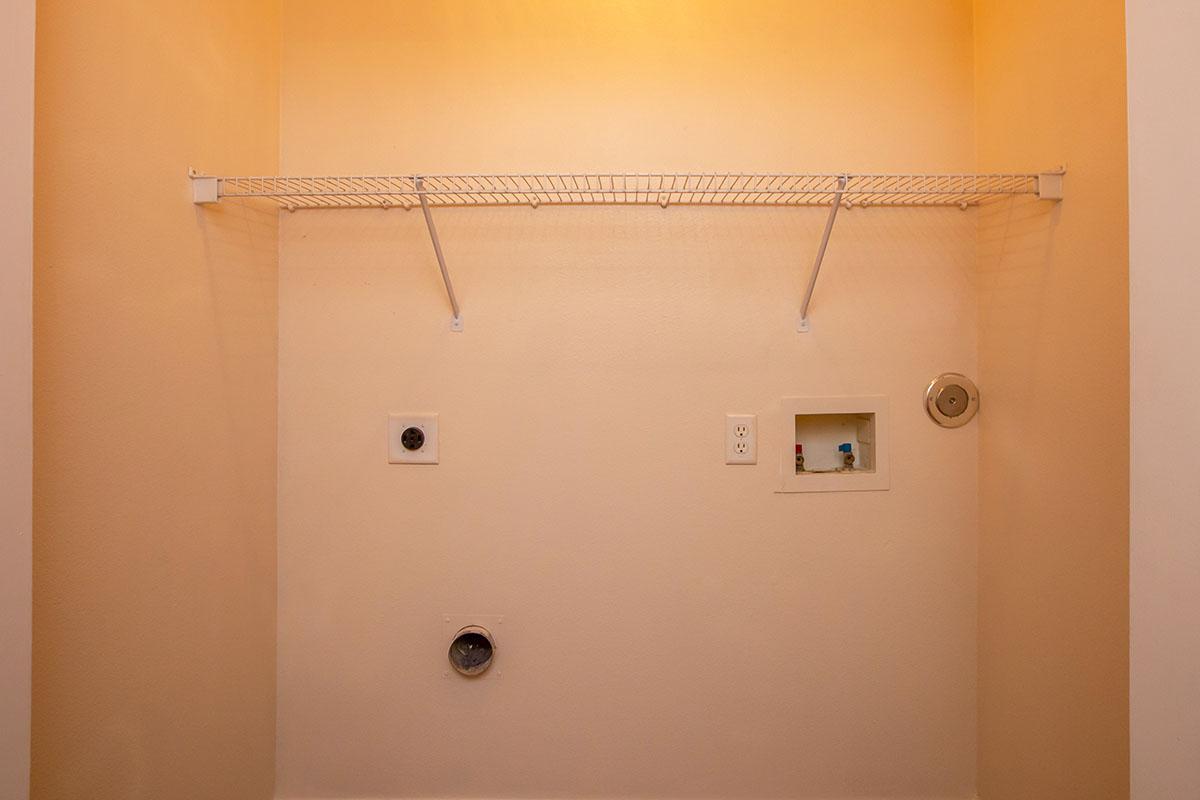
778,396,890,493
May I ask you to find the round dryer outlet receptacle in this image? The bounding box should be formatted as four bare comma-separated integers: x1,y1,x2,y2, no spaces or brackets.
448,626,495,676
925,373,979,428
400,426,425,451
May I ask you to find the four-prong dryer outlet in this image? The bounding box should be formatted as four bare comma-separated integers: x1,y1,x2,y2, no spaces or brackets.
388,414,439,464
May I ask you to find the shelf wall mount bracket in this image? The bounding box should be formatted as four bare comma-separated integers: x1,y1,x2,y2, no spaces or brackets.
416,176,464,332
1037,168,1066,201
189,168,219,204
797,174,849,333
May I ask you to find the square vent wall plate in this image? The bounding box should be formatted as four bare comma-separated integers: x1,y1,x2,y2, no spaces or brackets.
778,396,889,493
388,414,439,464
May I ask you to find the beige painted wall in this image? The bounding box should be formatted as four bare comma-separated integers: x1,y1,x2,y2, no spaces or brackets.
974,1,1130,798
1127,2,1200,798
1,0,35,797
31,2,280,799
276,2,980,798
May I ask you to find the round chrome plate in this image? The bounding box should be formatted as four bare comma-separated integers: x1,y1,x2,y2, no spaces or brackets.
925,373,979,428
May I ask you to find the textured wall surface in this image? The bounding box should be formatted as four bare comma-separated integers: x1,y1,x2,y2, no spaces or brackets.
276,2,981,798
1128,2,1200,798
26,2,1136,798
32,3,280,798
975,1,1130,797
1,0,35,797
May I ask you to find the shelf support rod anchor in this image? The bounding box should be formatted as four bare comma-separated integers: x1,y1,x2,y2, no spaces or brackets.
416,177,464,332
797,174,849,333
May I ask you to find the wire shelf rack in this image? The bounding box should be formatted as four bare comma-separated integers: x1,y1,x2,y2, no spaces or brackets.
195,172,1050,210
189,168,1062,333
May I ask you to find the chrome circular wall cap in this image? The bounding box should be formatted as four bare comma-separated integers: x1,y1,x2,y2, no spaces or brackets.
925,373,979,428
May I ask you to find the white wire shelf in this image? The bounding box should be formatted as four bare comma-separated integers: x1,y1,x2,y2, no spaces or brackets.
192,172,1059,210
189,168,1063,333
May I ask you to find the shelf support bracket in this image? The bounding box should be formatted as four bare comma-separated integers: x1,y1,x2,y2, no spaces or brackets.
797,174,849,333
416,177,464,332
189,168,219,204
1037,168,1065,201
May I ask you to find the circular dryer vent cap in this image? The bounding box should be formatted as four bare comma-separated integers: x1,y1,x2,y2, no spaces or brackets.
448,626,495,676
925,373,980,428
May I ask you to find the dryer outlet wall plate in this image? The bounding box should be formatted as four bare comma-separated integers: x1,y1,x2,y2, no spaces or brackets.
388,414,439,464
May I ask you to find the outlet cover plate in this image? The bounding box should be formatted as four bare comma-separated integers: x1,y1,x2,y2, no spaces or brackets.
388,413,439,464
725,413,757,464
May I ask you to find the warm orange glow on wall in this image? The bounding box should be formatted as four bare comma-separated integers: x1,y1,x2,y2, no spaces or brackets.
32,3,280,799
975,1,1130,797
27,2,1130,798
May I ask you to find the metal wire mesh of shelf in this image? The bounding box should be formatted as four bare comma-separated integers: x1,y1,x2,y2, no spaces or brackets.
209,172,1043,209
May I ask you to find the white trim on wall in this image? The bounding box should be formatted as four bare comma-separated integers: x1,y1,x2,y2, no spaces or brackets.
0,0,35,798
1128,2,1200,798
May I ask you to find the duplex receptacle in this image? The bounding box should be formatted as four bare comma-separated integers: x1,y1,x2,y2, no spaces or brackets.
725,414,757,465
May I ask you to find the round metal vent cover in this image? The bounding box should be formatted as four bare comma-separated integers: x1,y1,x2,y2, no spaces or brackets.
448,626,495,676
925,373,979,428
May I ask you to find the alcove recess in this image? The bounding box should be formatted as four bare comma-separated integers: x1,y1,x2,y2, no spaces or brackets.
779,396,889,493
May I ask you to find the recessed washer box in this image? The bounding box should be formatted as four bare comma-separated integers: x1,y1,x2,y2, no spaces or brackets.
778,396,889,493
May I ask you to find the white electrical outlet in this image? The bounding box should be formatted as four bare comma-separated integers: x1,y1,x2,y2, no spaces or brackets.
725,414,757,464
388,414,439,464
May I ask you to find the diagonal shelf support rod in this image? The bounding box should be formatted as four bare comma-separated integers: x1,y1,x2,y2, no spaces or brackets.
416,177,464,332
797,175,849,333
